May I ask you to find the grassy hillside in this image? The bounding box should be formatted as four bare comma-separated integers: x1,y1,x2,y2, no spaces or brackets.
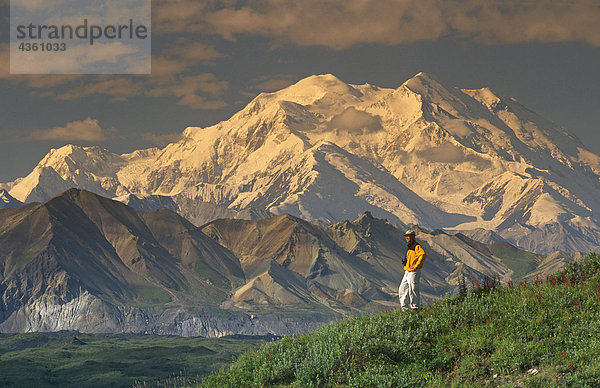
0,333,269,387
488,242,541,281
201,253,600,387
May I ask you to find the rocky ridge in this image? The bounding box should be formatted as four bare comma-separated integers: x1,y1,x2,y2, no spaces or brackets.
0,189,583,336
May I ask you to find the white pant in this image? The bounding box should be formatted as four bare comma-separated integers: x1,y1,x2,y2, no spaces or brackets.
399,270,421,310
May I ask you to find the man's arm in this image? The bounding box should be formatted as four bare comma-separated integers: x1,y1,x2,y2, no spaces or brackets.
409,244,426,269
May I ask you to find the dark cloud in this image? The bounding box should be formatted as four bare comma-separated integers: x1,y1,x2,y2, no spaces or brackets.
0,41,228,110
183,0,600,49
162,39,225,64
147,73,229,109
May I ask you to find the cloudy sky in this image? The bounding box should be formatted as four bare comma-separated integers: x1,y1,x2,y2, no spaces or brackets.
1,0,599,182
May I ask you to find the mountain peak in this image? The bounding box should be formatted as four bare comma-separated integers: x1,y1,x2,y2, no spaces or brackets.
295,73,345,86
44,144,110,160
40,144,122,170
412,71,436,81
280,74,349,95
268,73,362,106
355,211,374,221
402,72,447,94
352,211,378,228
272,213,304,224
43,188,139,216
44,188,104,208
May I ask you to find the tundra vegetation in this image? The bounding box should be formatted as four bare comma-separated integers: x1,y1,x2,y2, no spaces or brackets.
199,253,600,387
0,333,268,387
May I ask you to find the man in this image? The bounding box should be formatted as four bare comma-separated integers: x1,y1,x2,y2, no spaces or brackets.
399,230,426,311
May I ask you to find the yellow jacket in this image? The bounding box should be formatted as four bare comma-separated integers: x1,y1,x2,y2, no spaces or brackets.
404,241,426,271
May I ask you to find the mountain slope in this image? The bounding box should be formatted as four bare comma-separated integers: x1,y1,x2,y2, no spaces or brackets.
202,213,390,310
0,189,584,335
202,211,570,311
0,189,248,333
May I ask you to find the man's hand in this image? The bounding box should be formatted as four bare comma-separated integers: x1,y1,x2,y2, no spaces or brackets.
409,264,416,270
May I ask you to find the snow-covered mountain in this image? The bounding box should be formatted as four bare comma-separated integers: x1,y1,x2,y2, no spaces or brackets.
4,73,600,253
